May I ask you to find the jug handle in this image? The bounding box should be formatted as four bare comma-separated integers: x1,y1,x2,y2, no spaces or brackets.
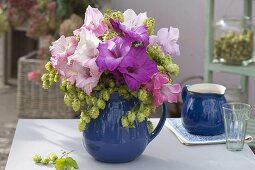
148,103,167,143
181,85,189,103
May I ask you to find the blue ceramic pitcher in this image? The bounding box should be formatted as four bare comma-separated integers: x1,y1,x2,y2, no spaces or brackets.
181,83,226,136
83,92,167,163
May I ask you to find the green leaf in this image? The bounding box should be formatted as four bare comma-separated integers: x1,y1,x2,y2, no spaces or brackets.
55,157,78,170
65,157,78,169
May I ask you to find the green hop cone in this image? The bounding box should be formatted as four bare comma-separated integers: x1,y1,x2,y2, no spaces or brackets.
91,97,97,105
42,80,50,89
157,65,166,73
61,79,68,87
78,92,86,101
102,31,117,41
137,112,145,123
164,63,179,76
111,11,124,22
97,98,106,109
66,83,75,93
78,119,86,132
64,94,72,107
41,158,50,165
85,96,93,105
121,116,129,128
102,90,110,101
127,111,136,122
32,154,42,163
54,73,60,82
147,121,154,134
45,61,52,71
81,111,91,123
138,88,148,101
144,17,155,35
41,73,49,82
72,99,81,112
89,106,100,119
49,153,58,162
49,72,55,79
109,80,115,88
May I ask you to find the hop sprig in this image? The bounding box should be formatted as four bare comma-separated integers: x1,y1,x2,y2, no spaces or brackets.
41,62,59,89
146,45,180,76
144,17,155,35
32,151,78,170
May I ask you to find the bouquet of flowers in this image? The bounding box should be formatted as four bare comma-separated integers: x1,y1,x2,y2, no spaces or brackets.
41,6,181,131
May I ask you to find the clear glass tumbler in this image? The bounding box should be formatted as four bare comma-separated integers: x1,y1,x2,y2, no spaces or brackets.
222,103,251,151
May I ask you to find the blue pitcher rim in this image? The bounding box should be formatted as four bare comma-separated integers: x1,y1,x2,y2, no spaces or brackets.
187,83,226,95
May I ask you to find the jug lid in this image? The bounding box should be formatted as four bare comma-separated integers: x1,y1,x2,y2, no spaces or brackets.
187,83,226,95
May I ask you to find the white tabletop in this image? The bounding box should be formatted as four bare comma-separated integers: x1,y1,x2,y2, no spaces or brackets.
5,119,255,170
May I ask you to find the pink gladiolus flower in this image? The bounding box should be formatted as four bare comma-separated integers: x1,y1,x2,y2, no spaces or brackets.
49,35,78,77
72,59,101,95
50,35,78,60
74,5,107,36
145,73,181,106
150,27,180,56
69,29,100,67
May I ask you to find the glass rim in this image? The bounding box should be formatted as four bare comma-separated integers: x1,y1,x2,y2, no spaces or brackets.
222,102,252,111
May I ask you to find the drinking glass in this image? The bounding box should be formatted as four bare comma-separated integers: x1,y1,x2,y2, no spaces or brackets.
222,103,251,151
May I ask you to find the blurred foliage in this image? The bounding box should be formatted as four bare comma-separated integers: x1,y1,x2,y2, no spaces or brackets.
57,0,100,19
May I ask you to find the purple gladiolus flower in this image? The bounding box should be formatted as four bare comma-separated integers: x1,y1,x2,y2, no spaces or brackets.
118,46,158,91
96,37,132,72
110,18,149,45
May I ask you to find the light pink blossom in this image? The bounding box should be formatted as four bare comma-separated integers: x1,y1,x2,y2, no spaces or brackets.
49,35,78,77
71,59,101,95
150,27,180,56
74,5,107,36
69,29,100,67
145,73,181,106
49,35,78,59
123,9,147,28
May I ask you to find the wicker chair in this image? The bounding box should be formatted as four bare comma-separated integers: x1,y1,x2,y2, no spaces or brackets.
17,51,75,119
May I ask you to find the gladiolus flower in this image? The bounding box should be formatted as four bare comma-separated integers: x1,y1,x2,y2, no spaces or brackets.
150,27,180,56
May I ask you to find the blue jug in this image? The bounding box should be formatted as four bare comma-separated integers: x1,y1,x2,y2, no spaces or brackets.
181,83,226,135
83,92,167,163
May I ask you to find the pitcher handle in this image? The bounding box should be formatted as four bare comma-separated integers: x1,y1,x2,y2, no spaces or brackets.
148,103,167,143
181,85,189,103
